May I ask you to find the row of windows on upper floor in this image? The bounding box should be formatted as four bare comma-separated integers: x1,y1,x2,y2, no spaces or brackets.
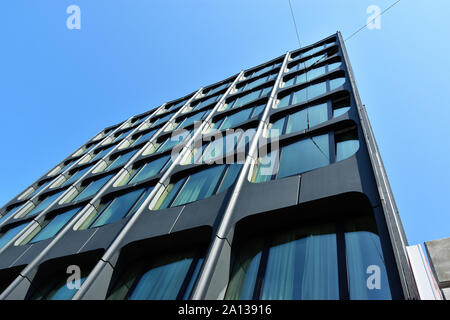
290,38,337,61
3,209,392,300
244,60,283,80
277,76,347,109
0,162,241,253
2,94,353,229
287,45,338,74
0,123,359,257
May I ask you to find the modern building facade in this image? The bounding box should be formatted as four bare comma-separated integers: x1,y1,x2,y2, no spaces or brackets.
0,32,420,300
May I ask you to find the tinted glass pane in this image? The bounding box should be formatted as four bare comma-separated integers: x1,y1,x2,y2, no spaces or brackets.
63,166,92,187
177,111,206,129
129,155,170,184
108,250,198,300
171,165,226,207
260,86,273,97
333,107,350,118
286,109,308,134
107,150,138,171
92,145,115,162
269,118,285,138
234,91,260,109
336,139,359,161
278,95,291,109
251,104,265,118
129,257,192,300
241,77,265,92
284,77,295,87
182,258,204,300
345,216,392,300
220,109,252,130
29,180,52,198
254,151,279,183
132,130,156,146
0,223,28,249
278,134,330,179
151,112,172,128
157,131,190,153
90,188,147,228
308,103,328,128
328,61,342,71
217,164,242,193
73,175,112,202
307,81,327,100
0,206,21,224
308,66,326,80
292,88,307,105
27,189,66,217
30,207,79,243
261,224,339,300
225,238,264,299
159,177,187,209
330,77,346,91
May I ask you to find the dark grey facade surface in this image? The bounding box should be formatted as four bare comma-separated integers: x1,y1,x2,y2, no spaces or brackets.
0,32,419,300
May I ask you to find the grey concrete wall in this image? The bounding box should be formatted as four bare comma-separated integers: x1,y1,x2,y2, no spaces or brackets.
425,237,450,299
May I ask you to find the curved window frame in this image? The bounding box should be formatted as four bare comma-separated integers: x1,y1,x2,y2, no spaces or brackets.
224,212,393,300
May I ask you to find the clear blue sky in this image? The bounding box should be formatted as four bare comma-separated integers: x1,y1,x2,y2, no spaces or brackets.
0,0,449,247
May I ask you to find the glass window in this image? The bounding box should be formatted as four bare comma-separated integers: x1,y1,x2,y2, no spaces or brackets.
28,207,80,243
30,269,90,300
269,118,285,138
251,104,265,118
218,109,252,131
333,107,350,118
131,129,157,147
0,206,22,224
330,77,346,91
225,223,339,300
336,131,360,162
176,111,207,129
29,180,52,198
277,103,328,136
328,61,342,72
278,78,334,109
157,164,241,209
228,87,272,110
107,150,138,171
107,249,203,300
91,145,115,162
217,164,243,193
87,187,153,228
72,174,113,202
201,131,242,163
156,130,190,153
278,134,330,179
113,129,132,142
167,99,187,112
62,166,92,187
0,223,28,249
170,166,226,207
27,189,67,217
128,155,171,184
345,216,392,299
225,213,391,300
205,82,230,97
59,160,76,173
286,109,308,133
252,150,279,183
193,94,222,111
151,112,173,128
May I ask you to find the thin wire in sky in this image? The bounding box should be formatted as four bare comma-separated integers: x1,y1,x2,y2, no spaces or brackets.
288,0,302,48
345,0,402,42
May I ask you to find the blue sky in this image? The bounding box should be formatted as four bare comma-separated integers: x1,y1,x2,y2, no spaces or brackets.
0,0,449,247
